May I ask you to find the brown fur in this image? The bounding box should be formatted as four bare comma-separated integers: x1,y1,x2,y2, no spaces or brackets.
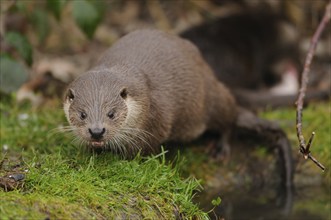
64,30,237,156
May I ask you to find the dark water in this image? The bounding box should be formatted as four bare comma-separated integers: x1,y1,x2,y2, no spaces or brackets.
197,186,331,220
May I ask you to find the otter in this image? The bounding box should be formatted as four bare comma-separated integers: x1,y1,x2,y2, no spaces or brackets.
64,30,293,189
64,29,237,155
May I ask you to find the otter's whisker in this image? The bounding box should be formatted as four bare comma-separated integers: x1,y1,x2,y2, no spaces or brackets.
119,128,152,151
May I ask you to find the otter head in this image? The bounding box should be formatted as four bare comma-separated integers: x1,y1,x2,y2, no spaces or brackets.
63,66,147,151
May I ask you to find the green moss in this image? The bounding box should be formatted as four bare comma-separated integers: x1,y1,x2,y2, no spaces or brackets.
262,101,331,184
0,98,208,219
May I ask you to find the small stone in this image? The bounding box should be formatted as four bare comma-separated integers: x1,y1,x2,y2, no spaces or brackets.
8,173,25,181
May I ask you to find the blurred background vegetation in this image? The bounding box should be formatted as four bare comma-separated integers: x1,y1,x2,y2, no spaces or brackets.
0,0,329,97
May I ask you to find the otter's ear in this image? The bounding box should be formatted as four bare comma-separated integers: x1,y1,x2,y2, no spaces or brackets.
120,88,128,99
66,89,75,102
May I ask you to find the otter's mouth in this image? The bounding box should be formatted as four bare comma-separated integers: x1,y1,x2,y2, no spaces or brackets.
90,141,105,148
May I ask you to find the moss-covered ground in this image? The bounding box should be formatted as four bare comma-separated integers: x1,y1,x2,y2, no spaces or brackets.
1,95,330,219
0,97,208,219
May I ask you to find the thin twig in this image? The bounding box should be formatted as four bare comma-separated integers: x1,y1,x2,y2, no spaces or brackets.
295,1,331,171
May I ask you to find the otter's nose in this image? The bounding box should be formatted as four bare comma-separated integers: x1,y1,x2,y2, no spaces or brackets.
89,127,105,140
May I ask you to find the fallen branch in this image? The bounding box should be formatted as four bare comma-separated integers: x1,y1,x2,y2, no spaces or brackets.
295,1,331,171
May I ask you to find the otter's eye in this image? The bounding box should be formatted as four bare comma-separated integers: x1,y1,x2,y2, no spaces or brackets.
107,111,115,119
80,112,87,120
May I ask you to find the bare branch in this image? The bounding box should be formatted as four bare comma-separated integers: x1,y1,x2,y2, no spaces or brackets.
295,1,330,171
